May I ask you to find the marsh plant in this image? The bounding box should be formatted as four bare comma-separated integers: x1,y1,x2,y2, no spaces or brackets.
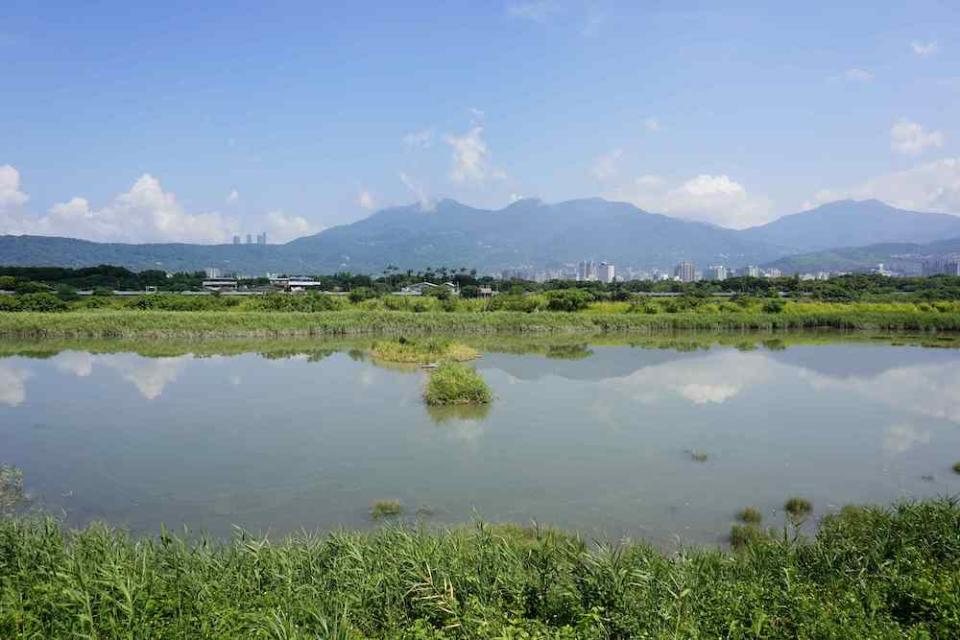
784,497,813,524
370,500,403,519
3,499,959,637
736,507,763,525
424,361,492,406
687,450,709,462
0,464,25,514
953,461,960,474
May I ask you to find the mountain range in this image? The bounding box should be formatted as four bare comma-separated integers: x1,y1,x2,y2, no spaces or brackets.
2,198,960,275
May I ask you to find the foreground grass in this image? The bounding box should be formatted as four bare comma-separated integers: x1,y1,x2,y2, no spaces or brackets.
424,361,492,406
3,306,960,338
1,499,959,638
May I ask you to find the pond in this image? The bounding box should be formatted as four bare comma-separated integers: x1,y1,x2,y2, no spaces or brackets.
2,334,959,545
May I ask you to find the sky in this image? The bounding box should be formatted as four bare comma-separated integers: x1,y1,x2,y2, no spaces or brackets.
1,0,958,243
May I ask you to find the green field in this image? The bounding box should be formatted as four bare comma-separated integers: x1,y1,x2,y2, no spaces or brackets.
1,499,958,638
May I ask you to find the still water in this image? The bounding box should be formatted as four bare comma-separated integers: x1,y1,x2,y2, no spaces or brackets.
3,336,960,545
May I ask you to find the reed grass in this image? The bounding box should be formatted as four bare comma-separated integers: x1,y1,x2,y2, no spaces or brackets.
423,361,492,406
368,337,479,363
1,499,958,638
2,306,960,339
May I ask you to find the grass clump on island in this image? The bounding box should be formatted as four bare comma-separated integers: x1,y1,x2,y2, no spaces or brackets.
2,498,960,638
370,500,403,519
424,361,492,406
368,336,479,364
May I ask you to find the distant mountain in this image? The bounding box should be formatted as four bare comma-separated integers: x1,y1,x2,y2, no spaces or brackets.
764,236,960,274
284,198,785,272
3,198,960,274
741,200,960,252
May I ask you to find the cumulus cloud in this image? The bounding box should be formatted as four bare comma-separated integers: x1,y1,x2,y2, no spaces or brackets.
611,173,775,228
810,157,960,213
0,364,30,407
226,189,240,204
891,119,945,156
0,164,29,210
54,351,95,377
357,189,377,210
445,125,506,184
591,148,623,181
0,166,323,244
264,210,320,243
1,171,234,243
911,40,938,57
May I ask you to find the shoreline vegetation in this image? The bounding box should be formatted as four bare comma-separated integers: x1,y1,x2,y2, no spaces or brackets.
3,304,960,338
2,499,959,637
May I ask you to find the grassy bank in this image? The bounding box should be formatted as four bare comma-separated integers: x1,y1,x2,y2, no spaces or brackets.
3,306,960,338
1,499,959,638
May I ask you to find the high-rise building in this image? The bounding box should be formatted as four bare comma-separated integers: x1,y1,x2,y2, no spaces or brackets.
705,265,727,281
598,262,616,283
256,232,267,245
742,265,761,278
922,258,960,276
204,267,222,279
674,260,695,283
246,234,253,245
577,260,597,281
232,235,241,245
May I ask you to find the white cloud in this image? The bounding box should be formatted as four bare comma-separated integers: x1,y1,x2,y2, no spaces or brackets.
891,119,944,156
506,1,561,22
445,125,505,184
1,171,235,243
591,148,623,181
0,167,324,244
399,171,432,209
843,68,874,83
911,40,938,57
357,189,377,210
0,164,29,210
612,173,774,228
644,117,661,131
810,157,960,213
226,189,240,204
0,364,30,407
264,210,320,243
402,129,434,148
104,356,186,401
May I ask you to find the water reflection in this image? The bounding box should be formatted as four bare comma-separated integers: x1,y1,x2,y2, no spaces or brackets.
426,403,491,424
0,363,29,406
2,336,960,544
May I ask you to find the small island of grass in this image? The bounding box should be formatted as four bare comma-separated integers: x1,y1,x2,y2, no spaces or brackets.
369,336,479,364
424,361,492,406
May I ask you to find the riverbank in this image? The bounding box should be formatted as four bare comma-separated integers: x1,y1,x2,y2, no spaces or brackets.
3,306,960,338
1,499,958,638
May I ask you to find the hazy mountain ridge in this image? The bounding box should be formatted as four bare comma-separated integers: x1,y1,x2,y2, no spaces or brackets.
2,198,959,274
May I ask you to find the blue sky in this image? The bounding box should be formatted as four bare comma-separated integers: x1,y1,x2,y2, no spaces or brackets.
1,0,958,242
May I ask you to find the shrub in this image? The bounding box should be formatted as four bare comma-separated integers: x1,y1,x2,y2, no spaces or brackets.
349,287,377,303
544,289,593,312
424,362,492,405
762,298,786,313
15,292,68,312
